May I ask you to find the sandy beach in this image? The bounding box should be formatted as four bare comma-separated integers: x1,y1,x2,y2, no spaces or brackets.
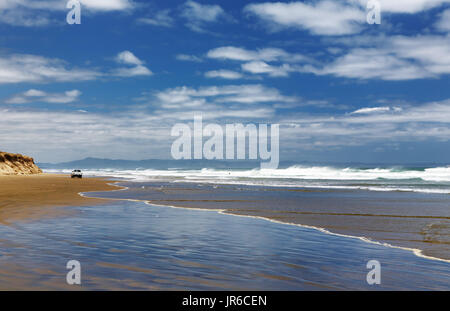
1,174,449,262
0,174,117,224
1,197,449,290
0,174,449,290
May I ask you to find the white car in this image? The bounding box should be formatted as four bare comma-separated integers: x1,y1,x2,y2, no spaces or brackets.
71,170,83,179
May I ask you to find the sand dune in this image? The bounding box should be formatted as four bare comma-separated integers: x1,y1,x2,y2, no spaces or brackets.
0,151,42,175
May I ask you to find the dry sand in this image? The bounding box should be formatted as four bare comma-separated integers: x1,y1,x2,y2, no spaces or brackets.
0,174,117,224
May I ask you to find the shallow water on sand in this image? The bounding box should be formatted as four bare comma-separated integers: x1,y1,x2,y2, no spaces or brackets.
0,196,449,290
91,181,450,261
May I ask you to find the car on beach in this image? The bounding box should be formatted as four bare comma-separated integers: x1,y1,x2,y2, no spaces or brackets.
71,170,83,179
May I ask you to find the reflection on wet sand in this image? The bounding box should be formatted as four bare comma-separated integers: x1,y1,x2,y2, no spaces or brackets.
0,188,449,290
94,181,450,261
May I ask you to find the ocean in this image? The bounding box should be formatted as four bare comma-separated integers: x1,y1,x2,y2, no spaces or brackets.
44,165,450,263
46,164,450,194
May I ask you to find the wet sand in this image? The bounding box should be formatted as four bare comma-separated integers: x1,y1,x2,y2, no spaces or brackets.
1,200,449,290
0,177,449,290
0,174,118,224
93,181,450,261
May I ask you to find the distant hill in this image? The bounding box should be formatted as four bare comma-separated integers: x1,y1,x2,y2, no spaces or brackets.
37,157,447,171
38,157,264,170
0,151,42,175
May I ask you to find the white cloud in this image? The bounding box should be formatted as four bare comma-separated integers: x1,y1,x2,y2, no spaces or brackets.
182,1,225,22
0,8,52,26
176,54,203,62
5,89,82,104
0,108,169,162
244,1,365,35
181,0,228,32
351,106,392,114
0,54,101,83
436,9,450,32
244,1,450,36
113,51,153,77
0,0,62,11
23,89,47,97
0,0,135,26
0,103,282,162
204,70,243,80
155,84,296,107
145,84,297,122
342,101,450,124
208,47,257,61
0,0,135,11
1,98,449,162
305,35,450,80
354,0,450,14
206,46,309,78
137,9,174,27
389,35,450,75
285,101,450,126
276,99,450,152
116,50,143,66
207,46,306,63
315,48,430,80
0,51,155,84
113,65,152,77
203,35,450,81
79,0,134,12
241,61,292,77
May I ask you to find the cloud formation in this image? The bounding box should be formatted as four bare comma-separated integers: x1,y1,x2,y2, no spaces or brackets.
181,0,228,32
207,46,307,63
0,51,153,84
350,106,401,114
0,54,101,83
113,51,153,77
176,54,203,62
5,89,82,104
311,35,450,80
354,0,450,14
204,70,243,80
137,9,174,27
79,0,134,12
1,98,449,162
205,46,309,78
0,0,135,26
244,1,365,35
436,9,450,32
154,84,296,109
204,35,450,81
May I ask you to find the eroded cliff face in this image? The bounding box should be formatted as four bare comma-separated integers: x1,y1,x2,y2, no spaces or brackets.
0,152,42,175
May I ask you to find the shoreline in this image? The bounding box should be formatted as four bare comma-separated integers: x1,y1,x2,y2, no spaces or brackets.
164,203,450,264
79,180,450,263
0,174,118,224
1,174,449,264
78,181,450,264
3,194,448,290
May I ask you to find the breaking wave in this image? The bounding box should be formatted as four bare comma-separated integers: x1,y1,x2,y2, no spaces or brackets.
45,165,450,194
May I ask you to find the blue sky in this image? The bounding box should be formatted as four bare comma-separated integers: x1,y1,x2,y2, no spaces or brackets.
0,0,449,163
